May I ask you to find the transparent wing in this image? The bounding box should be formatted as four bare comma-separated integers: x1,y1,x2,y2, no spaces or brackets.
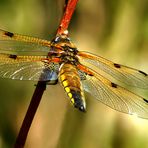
78,64,148,119
0,29,51,56
78,51,148,88
0,53,59,81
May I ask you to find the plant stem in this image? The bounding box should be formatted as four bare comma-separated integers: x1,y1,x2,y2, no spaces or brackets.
14,82,46,148
57,0,79,35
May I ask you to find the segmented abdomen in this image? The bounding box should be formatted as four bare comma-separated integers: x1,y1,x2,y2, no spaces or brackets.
59,63,86,112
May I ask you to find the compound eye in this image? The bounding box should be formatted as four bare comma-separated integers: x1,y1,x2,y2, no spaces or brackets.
54,36,61,43
66,37,70,41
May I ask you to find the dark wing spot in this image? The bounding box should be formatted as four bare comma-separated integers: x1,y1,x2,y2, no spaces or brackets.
114,63,121,68
111,82,118,88
9,54,17,59
138,70,148,76
88,73,94,76
4,31,14,37
143,98,148,104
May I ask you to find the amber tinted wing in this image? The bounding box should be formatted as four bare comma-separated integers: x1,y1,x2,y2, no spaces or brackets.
0,29,59,81
78,64,148,119
0,54,59,81
0,29,51,55
78,51,148,88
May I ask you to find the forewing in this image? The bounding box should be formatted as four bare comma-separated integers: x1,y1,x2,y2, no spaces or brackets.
78,51,148,88
79,65,148,119
0,29,51,56
0,54,59,81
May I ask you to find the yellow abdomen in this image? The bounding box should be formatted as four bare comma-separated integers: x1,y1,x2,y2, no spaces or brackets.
59,63,86,112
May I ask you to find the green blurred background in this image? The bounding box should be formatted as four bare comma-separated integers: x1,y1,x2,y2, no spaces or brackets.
0,0,148,148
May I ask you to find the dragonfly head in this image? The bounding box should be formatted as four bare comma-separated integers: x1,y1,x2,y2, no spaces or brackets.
52,35,70,44
51,35,77,51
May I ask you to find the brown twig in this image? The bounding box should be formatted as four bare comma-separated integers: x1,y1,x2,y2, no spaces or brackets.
14,0,79,147
57,0,79,35
14,82,46,148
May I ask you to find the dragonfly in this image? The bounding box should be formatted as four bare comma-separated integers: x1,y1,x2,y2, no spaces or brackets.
0,29,148,119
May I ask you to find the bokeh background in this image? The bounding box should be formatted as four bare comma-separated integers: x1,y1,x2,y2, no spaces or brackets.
0,0,148,148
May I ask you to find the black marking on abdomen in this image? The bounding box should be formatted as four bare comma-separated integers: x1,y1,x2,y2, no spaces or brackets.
9,54,17,59
114,63,121,68
143,98,148,104
4,31,14,37
71,90,86,112
111,82,118,88
138,70,148,76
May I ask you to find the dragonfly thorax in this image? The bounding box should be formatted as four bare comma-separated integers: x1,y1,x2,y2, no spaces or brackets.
60,47,79,65
51,35,79,65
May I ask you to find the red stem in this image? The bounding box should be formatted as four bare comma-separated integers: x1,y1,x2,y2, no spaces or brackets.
14,0,79,147
57,0,79,35
14,82,46,148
